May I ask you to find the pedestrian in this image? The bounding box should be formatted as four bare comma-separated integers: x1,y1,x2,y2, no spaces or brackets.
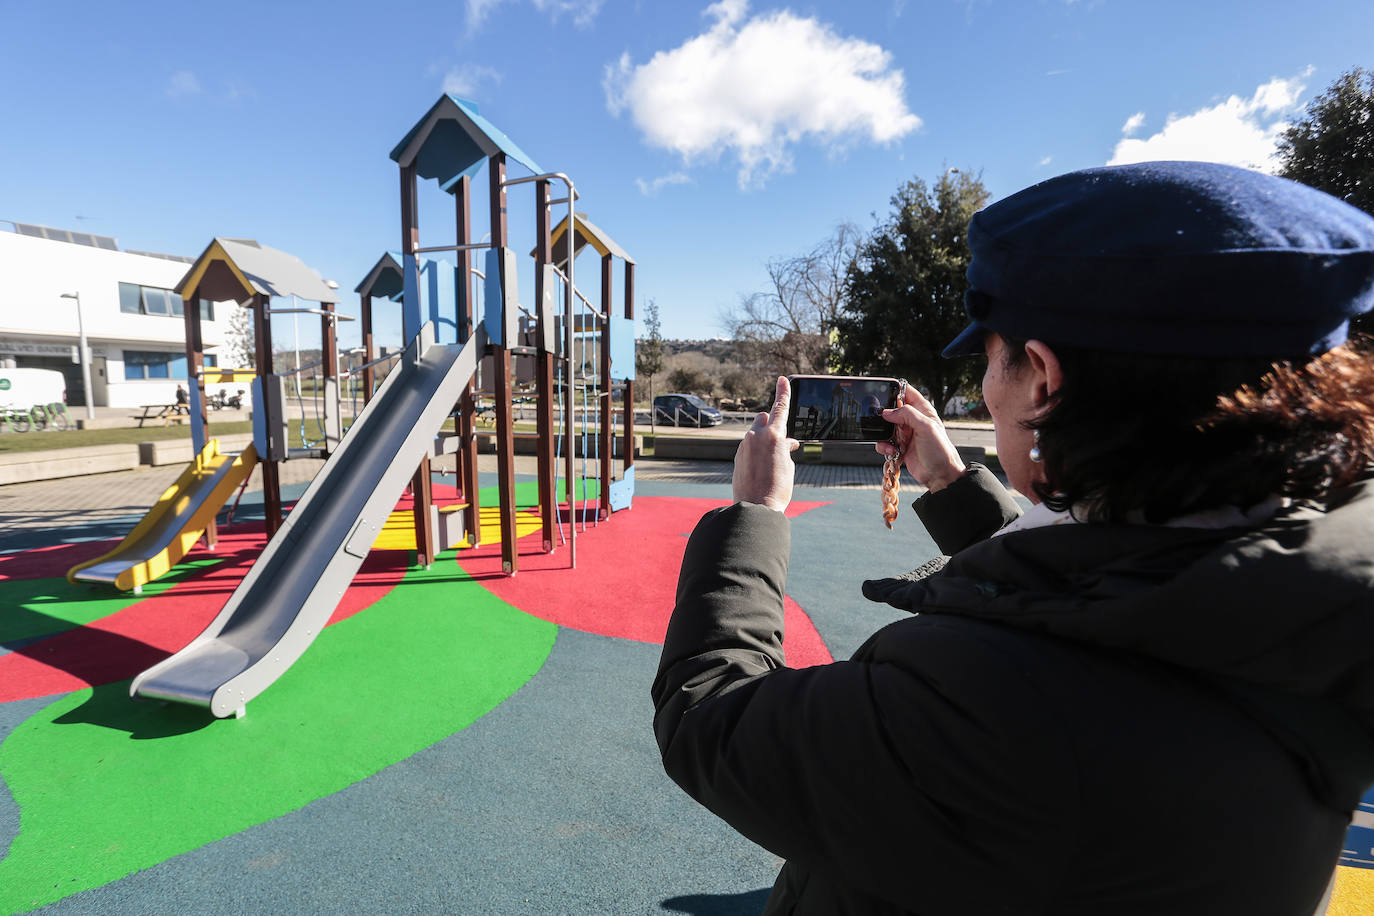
654,161,1374,915
175,384,189,414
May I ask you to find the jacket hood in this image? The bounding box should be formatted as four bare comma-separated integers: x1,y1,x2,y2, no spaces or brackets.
879,472,1374,810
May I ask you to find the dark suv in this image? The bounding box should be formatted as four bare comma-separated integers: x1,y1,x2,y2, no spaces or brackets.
653,393,723,427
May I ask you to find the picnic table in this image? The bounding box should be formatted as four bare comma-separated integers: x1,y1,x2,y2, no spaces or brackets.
133,404,189,427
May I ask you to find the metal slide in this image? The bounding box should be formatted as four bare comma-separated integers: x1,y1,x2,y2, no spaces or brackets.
132,323,484,718
67,440,258,593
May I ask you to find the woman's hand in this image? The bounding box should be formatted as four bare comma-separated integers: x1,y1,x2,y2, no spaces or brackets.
733,376,800,512
877,386,966,493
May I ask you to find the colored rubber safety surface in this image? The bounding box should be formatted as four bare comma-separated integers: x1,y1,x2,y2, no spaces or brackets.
0,480,836,914
2,478,1372,914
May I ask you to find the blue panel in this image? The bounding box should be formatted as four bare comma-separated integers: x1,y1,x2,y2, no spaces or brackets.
608,465,634,512
414,118,487,190
420,258,458,345
609,316,636,380
402,254,422,344
483,248,504,346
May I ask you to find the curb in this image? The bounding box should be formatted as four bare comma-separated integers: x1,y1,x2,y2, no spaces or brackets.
0,434,257,485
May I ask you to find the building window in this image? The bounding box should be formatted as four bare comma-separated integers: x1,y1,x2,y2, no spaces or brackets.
116,282,189,318
119,282,142,314
200,299,215,321
124,351,189,380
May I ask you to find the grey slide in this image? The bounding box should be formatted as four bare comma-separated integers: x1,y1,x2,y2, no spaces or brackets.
132,323,484,718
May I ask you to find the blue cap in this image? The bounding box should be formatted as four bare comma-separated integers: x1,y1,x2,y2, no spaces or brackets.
943,161,1374,358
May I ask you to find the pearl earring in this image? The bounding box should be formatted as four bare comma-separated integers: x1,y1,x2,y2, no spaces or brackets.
1028,429,1043,464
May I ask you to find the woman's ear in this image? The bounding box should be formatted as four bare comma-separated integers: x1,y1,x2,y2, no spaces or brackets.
1022,340,1064,408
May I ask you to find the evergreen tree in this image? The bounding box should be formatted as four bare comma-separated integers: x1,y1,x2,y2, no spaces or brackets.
636,300,665,429
1276,66,1374,335
834,169,989,415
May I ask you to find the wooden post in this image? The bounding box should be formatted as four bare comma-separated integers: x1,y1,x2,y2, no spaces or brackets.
623,262,636,476
320,301,336,386
253,292,283,537
490,153,518,575
183,283,217,548
401,163,437,567
360,290,375,404
599,253,613,521
453,175,480,545
533,179,556,551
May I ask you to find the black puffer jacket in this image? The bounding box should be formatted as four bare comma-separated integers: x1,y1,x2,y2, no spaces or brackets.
653,467,1374,915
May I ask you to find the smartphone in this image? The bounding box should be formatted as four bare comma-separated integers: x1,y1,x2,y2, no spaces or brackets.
786,375,901,442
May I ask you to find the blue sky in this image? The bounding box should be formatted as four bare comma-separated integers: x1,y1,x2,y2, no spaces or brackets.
2,0,1369,354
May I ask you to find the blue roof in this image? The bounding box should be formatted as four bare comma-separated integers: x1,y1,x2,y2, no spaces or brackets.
389,95,542,192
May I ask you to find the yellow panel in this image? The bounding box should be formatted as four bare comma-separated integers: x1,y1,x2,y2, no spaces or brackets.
371,505,542,551
1326,865,1374,916
176,239,257,301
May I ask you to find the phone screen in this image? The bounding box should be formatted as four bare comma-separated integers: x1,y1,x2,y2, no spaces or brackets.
787,376,899,442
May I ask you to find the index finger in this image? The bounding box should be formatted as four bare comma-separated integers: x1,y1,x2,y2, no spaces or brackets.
768,376,791,431
895,383,940,421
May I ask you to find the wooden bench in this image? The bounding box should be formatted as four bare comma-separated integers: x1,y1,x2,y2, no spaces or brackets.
133,404,189,428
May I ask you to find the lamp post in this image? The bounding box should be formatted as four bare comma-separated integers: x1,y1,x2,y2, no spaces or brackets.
58,292,95,420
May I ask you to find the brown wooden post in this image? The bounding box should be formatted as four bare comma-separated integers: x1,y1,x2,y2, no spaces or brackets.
253,291,283,537
599,253,613,520
320,301,337,386
623,262,636,476
401,163,437,567
360,290,375,403
453,175,480,545
489,153,518,574
182,283,217,547
533,179,556,551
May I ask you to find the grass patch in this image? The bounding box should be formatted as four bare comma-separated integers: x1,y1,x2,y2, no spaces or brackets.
0,422,254,455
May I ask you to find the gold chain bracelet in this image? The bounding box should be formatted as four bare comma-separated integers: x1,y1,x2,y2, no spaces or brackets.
881,379,909,530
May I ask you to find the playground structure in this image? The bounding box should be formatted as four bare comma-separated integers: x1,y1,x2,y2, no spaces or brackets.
124,94,636,718
354,208,638,571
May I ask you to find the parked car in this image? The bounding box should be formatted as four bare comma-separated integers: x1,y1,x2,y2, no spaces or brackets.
653,393,723,427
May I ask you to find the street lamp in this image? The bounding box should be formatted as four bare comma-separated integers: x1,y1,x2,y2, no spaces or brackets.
58,291,95,420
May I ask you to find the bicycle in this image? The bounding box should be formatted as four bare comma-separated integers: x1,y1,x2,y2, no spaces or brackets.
24,403,73,432
0,405,31,433
43,402,73,430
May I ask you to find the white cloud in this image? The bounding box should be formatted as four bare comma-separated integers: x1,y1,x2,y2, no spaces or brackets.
1121,111,1145,136
465,0,602,33
635,172,692,196
443,63,502,98
1108,72,1311,172
166,70,201,98
1038,155,1053,167
604,1,920,188
533,0,603,26
466,0,504,33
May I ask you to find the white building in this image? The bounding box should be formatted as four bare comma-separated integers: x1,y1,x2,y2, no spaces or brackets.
0,222,243,409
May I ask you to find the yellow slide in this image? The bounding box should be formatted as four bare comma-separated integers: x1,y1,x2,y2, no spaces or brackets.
67,439,258,593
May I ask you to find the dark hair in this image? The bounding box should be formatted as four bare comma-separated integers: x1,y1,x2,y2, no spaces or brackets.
1001,336,1374,523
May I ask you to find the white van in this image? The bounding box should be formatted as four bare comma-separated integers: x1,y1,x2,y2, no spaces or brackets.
0,368,67,408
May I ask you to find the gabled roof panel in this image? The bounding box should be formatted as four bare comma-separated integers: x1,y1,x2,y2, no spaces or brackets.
355,251,404,298
177,238,338,303
390,95,541,188
543,212,635,267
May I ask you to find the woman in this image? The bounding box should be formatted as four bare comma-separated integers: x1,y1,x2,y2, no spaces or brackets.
653,161,1374,915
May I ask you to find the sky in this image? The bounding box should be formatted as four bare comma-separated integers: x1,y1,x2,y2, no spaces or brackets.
1,0,1370,355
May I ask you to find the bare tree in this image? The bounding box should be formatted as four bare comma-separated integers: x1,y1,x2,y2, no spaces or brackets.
722,223,859,377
